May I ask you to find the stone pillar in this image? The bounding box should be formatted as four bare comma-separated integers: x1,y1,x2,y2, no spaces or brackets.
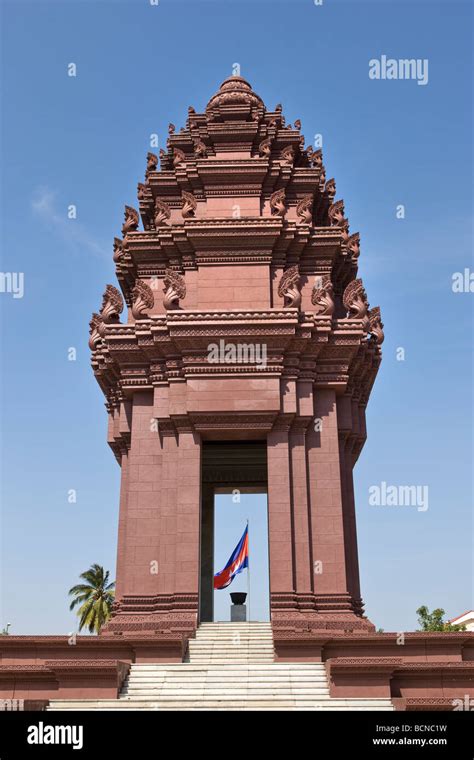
289,420,313,600
116,392,162,598
200,484,214,622
306,389,352,613
158,427,178,596
267,421,295,611
174,428,201,607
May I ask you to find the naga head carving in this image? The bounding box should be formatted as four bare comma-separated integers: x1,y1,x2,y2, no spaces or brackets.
278,265,301,308
259,138,272,158
137,182,147,201
368,306,384,345
173,148,186,168
311,148,323,168
163,268,186,310
122,206,139,236
270,189,287,217
146,152,158,174
311,274,335,316
154,198,171,227
325,178,336,200
98,284,124,335
346,232,360,259
343,278,369,330
280,145,295,165
181,191,197,219
113,237,123,264
168,123,176,135
294,119,301,130
194,140,208,158
88,312,103,351
328,199,346,227
131,279,155,320
296,194,314,225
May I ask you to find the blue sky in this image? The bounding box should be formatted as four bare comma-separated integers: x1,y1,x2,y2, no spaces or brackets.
0,0,472,634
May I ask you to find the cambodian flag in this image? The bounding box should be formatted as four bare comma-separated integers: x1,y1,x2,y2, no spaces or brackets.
214,525,249,590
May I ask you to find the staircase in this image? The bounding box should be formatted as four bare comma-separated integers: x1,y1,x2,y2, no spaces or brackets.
48,622,394,711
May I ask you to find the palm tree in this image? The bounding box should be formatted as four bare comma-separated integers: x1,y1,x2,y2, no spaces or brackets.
68,564,115,634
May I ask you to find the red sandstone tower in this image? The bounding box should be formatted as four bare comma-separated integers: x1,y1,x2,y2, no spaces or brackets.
90,75,384,645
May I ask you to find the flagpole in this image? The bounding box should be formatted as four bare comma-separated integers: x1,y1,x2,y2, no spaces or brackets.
246,518,251,622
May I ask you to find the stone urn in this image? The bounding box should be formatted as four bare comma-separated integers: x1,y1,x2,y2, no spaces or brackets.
230,592,247,606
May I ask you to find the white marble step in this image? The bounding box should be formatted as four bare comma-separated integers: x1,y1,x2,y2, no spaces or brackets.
48,698,394,711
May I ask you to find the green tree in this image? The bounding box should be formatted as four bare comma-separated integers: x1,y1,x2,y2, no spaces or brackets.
416,605,466,632
68,564,115,634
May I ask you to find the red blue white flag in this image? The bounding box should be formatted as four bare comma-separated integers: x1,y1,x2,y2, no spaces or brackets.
214,524,249,590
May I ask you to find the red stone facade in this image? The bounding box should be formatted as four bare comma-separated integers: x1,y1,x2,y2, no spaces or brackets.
92,75,382,638
1,76,472,709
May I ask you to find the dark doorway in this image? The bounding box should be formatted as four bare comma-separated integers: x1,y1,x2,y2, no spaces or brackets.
199,441,268,622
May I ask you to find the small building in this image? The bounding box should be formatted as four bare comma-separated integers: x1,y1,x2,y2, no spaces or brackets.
450,611,474,631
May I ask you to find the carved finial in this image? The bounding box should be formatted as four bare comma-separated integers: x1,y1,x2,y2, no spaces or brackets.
163,268,186,310
277,265,301,308
275,103,282,112
325,178,336,200
173,148,186,168
194,140,207,158
328,199,346,226
131,279,155,320
113,237,123,263
319,167,326,191
168,123,176,135
280,145,295,165
368,306,384,345
98,284,124,335
122,206,139,235
270,189,287,217
146,152,158,175
137,182,147,201
294,119,301,130
346,232,360,259
343,278,369,331
88,312,102,351
188,106,196,115
311,148,323,168
181,191,197,219
259,138,272,158
311,275,335,316
154,198,171,227
296,194,314,225
159,148,167,161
